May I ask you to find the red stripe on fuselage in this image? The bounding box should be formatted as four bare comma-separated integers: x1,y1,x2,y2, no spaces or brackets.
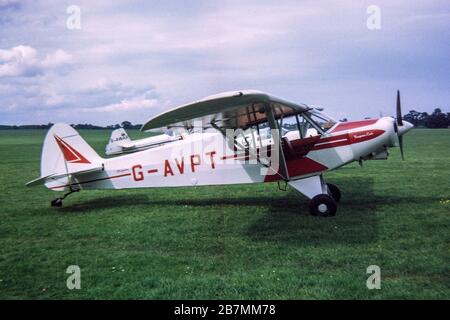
330,119,378,133
311,129,385,151
310,133,349,150
348,129,385,144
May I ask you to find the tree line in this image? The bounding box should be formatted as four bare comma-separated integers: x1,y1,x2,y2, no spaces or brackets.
403,108,449,128
0,121,142,130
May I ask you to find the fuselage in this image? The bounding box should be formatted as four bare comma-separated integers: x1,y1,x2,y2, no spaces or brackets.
48,117,409,191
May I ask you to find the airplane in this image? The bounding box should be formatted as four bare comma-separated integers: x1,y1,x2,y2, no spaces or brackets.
27,90,413,217
105,127,182,155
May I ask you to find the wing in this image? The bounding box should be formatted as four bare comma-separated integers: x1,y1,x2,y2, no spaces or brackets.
141,90,309,131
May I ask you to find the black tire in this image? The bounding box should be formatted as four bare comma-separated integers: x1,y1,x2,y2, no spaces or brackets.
309,194,337,217
326,183,341,202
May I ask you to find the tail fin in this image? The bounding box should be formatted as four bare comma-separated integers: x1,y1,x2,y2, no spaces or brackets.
105,128,132,155
27,123,103,190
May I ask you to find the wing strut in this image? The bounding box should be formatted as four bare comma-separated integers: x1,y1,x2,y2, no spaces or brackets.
264,103,290,181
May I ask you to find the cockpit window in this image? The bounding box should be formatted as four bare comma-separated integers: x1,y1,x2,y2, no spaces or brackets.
233,107,337,150
277,109,336,140
306,111,336,132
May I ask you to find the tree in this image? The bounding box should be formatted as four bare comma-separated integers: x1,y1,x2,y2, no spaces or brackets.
121,121,133,129
424,108,448,128
404,110,422,126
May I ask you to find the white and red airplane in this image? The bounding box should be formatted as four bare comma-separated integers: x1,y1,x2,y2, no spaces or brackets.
27,90,413,217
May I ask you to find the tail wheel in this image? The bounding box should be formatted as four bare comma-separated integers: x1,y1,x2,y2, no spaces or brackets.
309,194,337,217
326,183,341,202
51,198,63,208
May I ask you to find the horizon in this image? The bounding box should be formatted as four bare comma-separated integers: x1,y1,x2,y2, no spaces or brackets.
2,106,448,127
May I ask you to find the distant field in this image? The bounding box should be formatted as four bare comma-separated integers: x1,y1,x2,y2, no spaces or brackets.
0,128,448,299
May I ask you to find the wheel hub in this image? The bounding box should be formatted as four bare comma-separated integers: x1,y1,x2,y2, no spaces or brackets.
318,203,328,213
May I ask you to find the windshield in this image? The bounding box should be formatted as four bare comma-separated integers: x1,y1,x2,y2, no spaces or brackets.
307,110,337,132
277,109,336,140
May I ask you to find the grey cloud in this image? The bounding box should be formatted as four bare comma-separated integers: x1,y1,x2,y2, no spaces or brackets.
0,45,73,78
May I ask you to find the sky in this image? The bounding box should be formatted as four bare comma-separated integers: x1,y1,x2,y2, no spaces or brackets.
0,0,449,125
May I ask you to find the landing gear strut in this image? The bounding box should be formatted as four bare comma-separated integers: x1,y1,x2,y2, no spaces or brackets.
326,183,341,202
50,188,79,207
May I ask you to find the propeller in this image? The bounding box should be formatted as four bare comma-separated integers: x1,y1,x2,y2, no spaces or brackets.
396,90,405,160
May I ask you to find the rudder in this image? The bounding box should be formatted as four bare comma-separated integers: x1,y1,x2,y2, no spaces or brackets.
105,128,131,155
40,123,103,190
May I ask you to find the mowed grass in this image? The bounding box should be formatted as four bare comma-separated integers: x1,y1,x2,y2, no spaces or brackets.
0,128,448,299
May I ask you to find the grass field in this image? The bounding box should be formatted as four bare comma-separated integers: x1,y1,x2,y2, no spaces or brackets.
0,128,449,299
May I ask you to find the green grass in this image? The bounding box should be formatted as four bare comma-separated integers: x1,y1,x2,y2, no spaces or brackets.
0,128,449,299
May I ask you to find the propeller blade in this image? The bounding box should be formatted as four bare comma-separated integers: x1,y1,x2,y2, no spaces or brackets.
396,90,403,126
399,135,405,160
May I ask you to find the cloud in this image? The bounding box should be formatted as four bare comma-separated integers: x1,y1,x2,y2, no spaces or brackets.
0,45,73,77
83,96,160,113
0,45,39,77
41,49,73,68
77,82,164,114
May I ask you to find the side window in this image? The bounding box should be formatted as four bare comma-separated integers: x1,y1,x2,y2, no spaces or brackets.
231,108,334,150
279,115,298,137
234,122,274,151
297,115,311,138
279,114,320,140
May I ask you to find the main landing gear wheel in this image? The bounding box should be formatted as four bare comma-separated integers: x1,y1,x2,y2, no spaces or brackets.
309,194,337,217
326,183,341,202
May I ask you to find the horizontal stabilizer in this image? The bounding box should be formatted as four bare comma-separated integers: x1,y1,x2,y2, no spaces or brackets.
106,127,180,155
120,142,136,150
26,165,103,187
